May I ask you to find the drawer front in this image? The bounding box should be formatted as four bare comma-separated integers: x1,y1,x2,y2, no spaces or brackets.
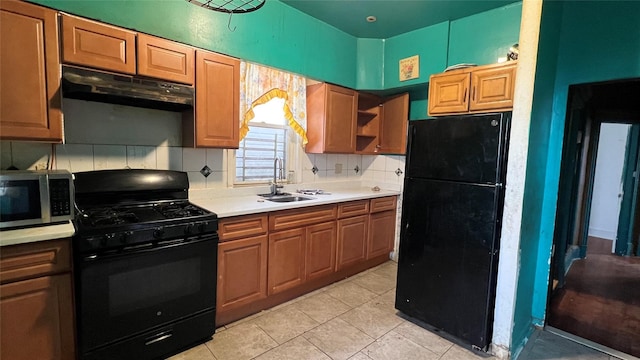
218,214,268,242
137,34,195,84
1,239,71,284
61,14,136,74
370,196,397,213
269,204,337,232
337,200,369,219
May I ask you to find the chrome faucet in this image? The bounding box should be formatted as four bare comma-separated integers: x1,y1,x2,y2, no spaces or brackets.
271,157,284,195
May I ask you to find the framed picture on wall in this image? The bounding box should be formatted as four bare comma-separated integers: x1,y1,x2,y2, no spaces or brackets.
399,55,419,81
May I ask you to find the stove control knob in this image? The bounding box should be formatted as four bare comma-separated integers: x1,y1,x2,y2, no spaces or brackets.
120,231,133,244
153,228,165,239
104,233,115,246
184,223,195,235
197,222,208,233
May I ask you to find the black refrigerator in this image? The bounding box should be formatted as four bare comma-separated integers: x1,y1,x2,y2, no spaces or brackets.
395,112,510,351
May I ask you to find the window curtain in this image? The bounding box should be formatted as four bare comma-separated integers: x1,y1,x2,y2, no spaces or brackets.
239,62,308,145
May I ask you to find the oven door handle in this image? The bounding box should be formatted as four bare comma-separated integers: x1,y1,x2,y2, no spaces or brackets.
145,330,173,346
80,235,218,262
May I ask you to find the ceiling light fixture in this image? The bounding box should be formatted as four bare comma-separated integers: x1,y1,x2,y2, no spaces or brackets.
366,15,377,23
185,0,266,13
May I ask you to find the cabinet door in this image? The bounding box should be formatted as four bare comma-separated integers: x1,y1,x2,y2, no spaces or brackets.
268,228,305,294
379,93,409,154
427,72,470,116
305,221,336,281
61,14,136,74
217,235,268,312
325,84,357,153
469,63,516,112
336,215,368,271
195,50,240,148
0,1,62,141
137,34,195,84
368,210,396,259
1,274,75,360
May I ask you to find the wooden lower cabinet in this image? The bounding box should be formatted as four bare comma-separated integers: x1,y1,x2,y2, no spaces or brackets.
1,274,75,360
336,215,368,270
217,235,268,312
368,210,396,259
0,238,75,360
305,221,337,281
268,228,306,295
216,197,397,325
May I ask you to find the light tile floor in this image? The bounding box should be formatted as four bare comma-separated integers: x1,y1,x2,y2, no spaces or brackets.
169,261,616,360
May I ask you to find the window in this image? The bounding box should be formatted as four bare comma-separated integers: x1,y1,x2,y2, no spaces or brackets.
234,98,297,184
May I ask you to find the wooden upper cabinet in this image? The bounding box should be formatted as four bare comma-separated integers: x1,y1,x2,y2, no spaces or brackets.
428,61,517,116
428,72,471,116
356,92,409,155
469,62,516,112
378,93,409,155
306,83,357,154
137,34,195,85
194,50,240,148
0,0,62,141
61,14,136,74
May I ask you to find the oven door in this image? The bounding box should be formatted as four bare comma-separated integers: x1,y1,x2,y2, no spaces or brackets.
76,235,217,353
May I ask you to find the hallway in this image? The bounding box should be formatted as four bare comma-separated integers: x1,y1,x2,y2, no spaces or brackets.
547,237,640,357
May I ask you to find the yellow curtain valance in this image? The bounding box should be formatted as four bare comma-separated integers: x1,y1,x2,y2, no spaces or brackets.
239,88,308,145
239,61,307,146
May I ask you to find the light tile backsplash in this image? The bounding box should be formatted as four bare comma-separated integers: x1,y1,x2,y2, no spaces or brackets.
1,99,405,192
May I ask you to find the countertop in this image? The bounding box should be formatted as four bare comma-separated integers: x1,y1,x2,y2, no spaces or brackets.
0,187,400,246
0,221,76,247
191,187,400,218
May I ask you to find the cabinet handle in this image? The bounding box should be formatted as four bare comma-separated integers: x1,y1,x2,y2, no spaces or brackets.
463,88,467,102
472,86,476,101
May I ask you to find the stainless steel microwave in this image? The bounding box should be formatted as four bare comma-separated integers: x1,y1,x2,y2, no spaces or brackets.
0,170,74,229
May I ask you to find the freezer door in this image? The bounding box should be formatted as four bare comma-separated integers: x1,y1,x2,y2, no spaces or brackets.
395,178,501,350
405,113,509,184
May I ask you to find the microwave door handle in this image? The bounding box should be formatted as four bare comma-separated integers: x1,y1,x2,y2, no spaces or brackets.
40,175,51,222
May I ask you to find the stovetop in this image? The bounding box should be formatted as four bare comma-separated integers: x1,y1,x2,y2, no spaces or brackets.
76,201,212,228
73,200,218,254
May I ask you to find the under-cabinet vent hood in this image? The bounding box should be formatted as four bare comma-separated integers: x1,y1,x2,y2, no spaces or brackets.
61,66,194,112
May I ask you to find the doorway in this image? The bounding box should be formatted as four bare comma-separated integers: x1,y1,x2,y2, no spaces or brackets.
547,79,640,358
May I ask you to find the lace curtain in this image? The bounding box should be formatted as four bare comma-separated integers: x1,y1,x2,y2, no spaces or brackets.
239,62,308,145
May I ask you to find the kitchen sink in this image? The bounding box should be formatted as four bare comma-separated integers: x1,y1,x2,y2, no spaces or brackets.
265,195,314,203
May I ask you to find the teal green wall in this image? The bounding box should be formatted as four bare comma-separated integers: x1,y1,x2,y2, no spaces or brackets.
448,3,522,67
510,1,563,355
30,0,359,88
31,0,522,95
383,22,449,90
513,0,640,354
382,4,521,120
356,39,384,90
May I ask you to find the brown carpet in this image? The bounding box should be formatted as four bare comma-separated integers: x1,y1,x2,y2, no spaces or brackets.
547,237,640,357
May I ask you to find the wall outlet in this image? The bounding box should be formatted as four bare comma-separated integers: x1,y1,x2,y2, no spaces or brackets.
34,162,48,170
335,163,343,174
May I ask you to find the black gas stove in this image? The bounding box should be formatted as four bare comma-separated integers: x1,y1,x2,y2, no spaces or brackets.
72,169,218,360
74,200,217,253
73,169,217,254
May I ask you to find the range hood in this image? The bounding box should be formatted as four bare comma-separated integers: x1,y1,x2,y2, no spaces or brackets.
62,66,194,112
